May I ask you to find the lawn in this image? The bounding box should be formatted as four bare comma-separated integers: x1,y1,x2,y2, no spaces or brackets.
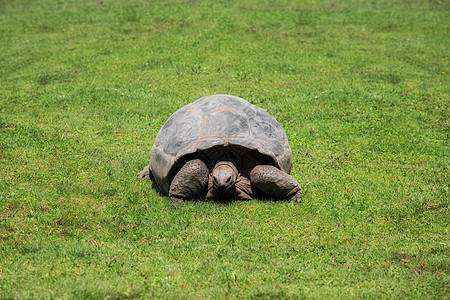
0,0,448,298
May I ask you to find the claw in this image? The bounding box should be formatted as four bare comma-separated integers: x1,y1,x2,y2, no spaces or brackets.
138,165,153,180
289,189,302,203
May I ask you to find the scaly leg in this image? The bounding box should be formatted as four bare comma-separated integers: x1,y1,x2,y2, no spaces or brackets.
138,164,153,180
169,159,209,201
250,165,302,202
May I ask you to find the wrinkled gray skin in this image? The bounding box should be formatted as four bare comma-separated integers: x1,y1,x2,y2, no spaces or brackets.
139,95,302,202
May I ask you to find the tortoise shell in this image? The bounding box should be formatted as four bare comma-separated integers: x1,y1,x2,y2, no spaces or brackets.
150,95,293,195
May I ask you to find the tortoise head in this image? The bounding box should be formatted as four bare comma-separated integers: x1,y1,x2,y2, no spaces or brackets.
212,161,238,191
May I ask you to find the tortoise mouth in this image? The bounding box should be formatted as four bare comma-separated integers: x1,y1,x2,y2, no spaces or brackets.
213,179,235,192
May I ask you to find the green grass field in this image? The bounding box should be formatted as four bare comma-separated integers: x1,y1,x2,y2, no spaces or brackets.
1,0,448,298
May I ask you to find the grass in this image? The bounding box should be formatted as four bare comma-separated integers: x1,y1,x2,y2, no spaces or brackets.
0,0,448,298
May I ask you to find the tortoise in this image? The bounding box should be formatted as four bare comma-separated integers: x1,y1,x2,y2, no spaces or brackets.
139,94,302,202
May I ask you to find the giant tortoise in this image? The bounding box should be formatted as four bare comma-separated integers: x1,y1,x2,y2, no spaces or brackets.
139,94,302,202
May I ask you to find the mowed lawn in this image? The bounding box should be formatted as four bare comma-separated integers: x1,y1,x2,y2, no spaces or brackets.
0,0,448,298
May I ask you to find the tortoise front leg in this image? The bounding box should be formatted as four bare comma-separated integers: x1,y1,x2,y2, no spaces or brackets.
250,165,302,202
169,159,209,202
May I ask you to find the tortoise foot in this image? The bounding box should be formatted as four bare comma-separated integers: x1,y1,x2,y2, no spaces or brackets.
169,159,209,200
250,165,302,202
